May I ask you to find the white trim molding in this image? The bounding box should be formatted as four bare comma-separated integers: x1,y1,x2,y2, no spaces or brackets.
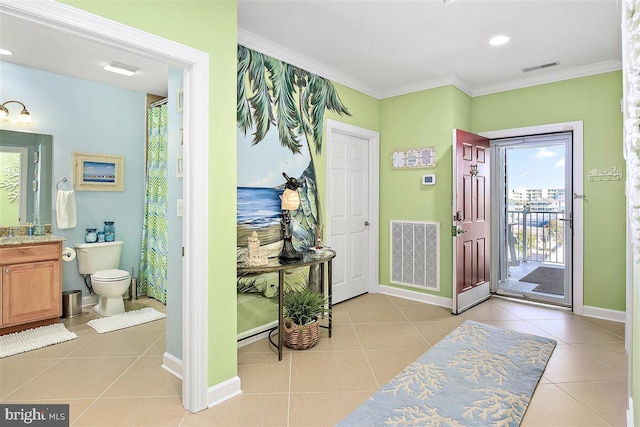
162,352,183,379
238,27,620,100
0,0,210,413
582,306,626,323
480,121,585,316
207,376,242,408
239,28,378,99
326,120,380,300
379,284,453,309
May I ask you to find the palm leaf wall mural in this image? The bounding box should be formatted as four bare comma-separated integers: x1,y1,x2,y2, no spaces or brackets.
236,45,350,252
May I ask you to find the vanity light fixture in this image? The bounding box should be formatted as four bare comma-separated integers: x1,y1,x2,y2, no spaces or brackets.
104,61,139,77
0,100,33,126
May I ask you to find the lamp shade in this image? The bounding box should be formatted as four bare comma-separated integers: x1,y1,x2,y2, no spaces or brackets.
16,107,32,125
281,188,300,211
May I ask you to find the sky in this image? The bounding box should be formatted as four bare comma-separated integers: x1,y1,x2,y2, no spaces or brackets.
237,127,310,188
506,144,565,191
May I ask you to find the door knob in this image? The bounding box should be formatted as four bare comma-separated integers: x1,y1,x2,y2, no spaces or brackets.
453,226,467,236
364,221,370,226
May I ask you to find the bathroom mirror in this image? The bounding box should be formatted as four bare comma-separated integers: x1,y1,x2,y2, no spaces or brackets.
0,129,53,226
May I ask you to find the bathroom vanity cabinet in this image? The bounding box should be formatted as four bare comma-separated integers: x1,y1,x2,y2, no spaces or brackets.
0,240,62,334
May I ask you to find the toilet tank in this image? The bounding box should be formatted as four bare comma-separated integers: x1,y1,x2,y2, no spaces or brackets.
75,241,124,275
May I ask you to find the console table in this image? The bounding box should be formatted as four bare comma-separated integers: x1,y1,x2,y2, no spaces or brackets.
237,249,336,360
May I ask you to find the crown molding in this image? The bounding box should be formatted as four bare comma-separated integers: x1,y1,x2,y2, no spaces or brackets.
378,74,474,99
471,60,622,97
238,28,382,99
238,28,621,101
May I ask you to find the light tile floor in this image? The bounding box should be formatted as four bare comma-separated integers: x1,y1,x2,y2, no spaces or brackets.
0,294,628,426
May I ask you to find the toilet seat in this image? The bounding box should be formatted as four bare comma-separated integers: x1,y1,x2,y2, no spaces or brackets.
92,269,130,282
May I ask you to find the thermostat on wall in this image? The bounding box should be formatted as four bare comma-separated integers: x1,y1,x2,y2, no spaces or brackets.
422,174,436,185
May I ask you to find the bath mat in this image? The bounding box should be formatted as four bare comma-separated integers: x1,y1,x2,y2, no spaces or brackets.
0,323,78,358
87,307,166,334
338,320,556,426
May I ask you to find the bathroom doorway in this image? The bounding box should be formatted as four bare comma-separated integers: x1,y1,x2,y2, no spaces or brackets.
5,2,211,412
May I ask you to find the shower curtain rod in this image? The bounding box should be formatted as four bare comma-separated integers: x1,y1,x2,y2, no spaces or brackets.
149,98,168,108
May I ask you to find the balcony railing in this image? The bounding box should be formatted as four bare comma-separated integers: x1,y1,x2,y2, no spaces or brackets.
507,209,565,264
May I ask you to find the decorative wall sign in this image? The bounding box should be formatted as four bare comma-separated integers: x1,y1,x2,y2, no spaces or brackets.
392,147,436,169
587,165,624,181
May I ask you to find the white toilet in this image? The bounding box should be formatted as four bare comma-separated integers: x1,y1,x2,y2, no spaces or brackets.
75,241,131,316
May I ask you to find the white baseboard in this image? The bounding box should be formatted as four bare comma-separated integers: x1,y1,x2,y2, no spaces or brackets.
379,286,625,323
628,396,634,427
207,376,242,408
82,295,98,307
379,285,452,309
162,352,183,379
582,305,626,323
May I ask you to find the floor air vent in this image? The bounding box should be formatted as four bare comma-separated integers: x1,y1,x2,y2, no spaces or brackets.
390,220,439,291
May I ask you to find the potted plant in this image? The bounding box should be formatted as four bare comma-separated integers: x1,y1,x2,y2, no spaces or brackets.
282,287,329,350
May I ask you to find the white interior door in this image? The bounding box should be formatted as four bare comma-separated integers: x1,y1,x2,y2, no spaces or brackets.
328,128,372,303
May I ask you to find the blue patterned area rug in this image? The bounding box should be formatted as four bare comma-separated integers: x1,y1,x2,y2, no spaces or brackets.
338,320,556,426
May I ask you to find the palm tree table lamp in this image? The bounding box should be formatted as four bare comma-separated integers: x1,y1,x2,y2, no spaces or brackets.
279,173,303,261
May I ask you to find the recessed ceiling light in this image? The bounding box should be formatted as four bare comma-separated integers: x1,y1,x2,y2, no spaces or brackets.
489,35,510,46
104,61,139,77
0,48,14,56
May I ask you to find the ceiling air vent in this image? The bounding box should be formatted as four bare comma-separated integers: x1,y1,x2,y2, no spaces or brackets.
521,61,560,73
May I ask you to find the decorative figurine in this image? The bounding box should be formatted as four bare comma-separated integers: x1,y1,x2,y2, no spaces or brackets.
245,231,268,266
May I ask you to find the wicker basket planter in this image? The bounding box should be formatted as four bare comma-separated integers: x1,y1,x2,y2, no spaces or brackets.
283,318,319,350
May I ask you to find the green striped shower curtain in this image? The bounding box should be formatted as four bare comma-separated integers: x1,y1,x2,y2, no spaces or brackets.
139,103,168,303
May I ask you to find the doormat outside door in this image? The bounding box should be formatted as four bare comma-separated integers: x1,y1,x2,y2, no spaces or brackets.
519,266,564,295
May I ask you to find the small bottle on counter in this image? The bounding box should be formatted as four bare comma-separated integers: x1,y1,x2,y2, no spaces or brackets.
33,215,45,236
104,221,115,242
27,223,33,237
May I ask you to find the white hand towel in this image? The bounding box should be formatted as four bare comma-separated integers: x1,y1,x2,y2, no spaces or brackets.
56,189,77,229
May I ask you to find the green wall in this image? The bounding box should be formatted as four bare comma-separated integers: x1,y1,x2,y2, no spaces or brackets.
471,72,625,311
63,0,239,387
379,85,470,297
377,73,625,313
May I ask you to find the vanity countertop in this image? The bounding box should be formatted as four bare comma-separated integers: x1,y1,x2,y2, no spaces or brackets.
0,234,66,247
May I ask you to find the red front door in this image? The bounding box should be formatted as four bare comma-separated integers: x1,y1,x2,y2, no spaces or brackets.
452,129,490,314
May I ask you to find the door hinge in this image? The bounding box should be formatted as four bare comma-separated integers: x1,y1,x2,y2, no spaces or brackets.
182,246,185,257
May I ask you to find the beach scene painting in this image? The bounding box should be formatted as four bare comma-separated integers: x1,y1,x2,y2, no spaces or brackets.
236,46,351,336
236,46,350,255
82,161,116,183
73,152,124,191
237,126,311,252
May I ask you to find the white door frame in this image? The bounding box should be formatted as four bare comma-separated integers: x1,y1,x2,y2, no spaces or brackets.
0,1,210,412
326,119,380,296
480,121,584,315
